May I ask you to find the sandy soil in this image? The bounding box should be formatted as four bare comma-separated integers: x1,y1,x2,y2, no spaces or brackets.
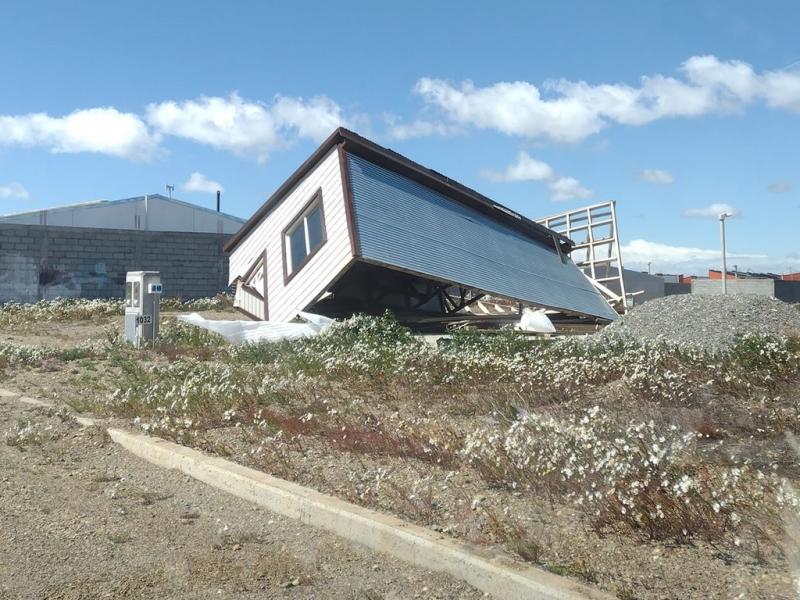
0,393,483,600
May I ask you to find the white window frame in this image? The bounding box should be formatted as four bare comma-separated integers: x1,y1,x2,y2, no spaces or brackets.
283,190,326,281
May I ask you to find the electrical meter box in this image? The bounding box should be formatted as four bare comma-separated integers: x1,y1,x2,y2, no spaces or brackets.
124,271,162,347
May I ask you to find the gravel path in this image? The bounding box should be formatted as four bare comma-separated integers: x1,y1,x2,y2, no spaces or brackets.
596,294,800,350
0,394,483,600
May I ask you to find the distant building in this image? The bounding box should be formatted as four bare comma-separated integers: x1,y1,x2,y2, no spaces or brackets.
600,267,665,305
655,273,694,285
708,268,782,280
656,273,681,284
0,194,244,303
0,194,244,234
692,276,800,302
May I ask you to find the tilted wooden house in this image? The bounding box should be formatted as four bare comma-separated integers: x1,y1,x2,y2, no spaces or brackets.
225,128,618,325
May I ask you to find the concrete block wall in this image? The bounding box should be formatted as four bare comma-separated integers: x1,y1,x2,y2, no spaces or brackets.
0,223,230,303
691,278,776,297
691,278,800,303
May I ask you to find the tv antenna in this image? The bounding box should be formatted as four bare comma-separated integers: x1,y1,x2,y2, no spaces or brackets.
166,184,175,199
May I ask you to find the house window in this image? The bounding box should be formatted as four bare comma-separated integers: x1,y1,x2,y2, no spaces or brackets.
283,190,326,281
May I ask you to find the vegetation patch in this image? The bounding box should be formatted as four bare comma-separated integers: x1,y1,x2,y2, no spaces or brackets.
4,307,800,598
0,294,231,327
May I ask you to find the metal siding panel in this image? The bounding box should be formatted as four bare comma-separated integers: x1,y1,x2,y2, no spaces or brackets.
347,153,618,320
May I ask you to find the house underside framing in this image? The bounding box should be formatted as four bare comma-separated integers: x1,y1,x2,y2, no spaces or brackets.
233,252,612,333
305,260,602,332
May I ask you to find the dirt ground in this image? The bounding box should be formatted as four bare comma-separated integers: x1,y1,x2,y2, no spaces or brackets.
2,313,798,599
0,392,483,600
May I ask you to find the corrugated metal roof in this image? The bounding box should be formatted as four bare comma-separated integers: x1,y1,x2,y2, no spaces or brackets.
347,153,618,321
0,193,245,222
225,128,571,254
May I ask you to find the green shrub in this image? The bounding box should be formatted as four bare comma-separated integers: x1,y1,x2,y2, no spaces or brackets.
156,319,227,349
729,333,800,375
293,311,427,378
160,294,232,312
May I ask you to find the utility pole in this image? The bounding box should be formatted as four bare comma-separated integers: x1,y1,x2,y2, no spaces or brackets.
719,212,732,294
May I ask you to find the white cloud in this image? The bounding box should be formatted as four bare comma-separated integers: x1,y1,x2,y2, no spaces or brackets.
271,95,348,142
413,78,601,143
683,203,740,219
621,238,768,274
146,93,347,162
385,117,459,140
768,180,793,193
481,152,592,201
409,55,800,142
548,176,594,202
638,169,675,185
0,108,159,160
0,93,352,162
481,151,554,182
0,182,29,200
182,172,223,194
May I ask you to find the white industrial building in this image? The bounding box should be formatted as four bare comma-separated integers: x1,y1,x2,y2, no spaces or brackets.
0,194,245,234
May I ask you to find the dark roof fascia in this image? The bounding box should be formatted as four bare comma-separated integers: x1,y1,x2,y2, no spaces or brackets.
224,127,572,254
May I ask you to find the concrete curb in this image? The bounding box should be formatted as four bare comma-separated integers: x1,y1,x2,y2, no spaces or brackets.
107,429,611,600
15,392,97,427
1,387,611,600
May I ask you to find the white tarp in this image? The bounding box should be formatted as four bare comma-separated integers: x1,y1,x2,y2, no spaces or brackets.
177,311,335,345
516,307,556,333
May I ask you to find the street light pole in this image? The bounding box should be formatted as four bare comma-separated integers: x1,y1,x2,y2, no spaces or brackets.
719,212,732,294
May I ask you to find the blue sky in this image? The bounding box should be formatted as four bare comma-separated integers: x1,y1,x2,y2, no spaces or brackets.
1,1,798,274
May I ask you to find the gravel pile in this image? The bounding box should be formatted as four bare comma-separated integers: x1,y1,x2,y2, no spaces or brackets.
596,294,800,350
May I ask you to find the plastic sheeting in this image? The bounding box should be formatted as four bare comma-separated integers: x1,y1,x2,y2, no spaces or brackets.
179,308,554,344
177,311,335,345
516,307,556,333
